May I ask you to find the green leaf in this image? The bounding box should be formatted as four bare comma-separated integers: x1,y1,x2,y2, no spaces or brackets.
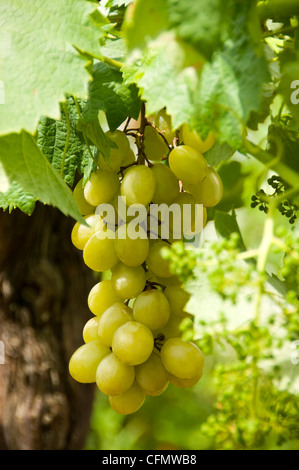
0,0,104,135
267,124,299,175
0,131,85,222
82,61,141,131
108,0,134,6
0,166,36,215
204,141,235,167
247,84,276,131
193,3,270,149
123,0,169,51
37,96,96,187
166,0,225,59
214,210,246,251
123,40,197,129
100,38,127,62
77,118,115,164
196,42,269,149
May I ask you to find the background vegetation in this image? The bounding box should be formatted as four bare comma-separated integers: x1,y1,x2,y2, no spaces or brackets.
0,0,298,450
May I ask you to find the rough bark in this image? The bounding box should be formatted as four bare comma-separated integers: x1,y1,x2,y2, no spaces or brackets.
0,204,96,450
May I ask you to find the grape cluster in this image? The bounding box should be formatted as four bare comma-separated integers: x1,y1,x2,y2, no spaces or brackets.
69,109,223,415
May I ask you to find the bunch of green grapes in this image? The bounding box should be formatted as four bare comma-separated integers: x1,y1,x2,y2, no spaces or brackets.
69,113,223,415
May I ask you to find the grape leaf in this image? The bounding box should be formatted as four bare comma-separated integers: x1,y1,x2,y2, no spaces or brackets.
188,2,269,148
204,142,235,167
195,35,270,149
267,124,299,176
214,210,246,251
166,0,225,59
124,0,226,59
37,96,96,187
247,84,276,131
0,131,84,222
123,0,169,51
108,0,134,6
100,38,127,62
123,40,197,129
0,0,105,135
0,166,36,215
77,118,115,165
82,61,141,131
122,0,270,144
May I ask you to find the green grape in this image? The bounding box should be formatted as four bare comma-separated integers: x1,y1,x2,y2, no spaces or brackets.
98,302,133,347
95,217,107,232
185,166,223,207
133,289,170,330
154,108,176,146
161,338,204,379
114,193,149,225
112,321,154,365
83,316,100,343
151,163,179,205
164,284,190,318
121,165,156,207
145,214,173,242
168,370,203,388
121,147,136,169
88,280,122,316
153,314,183,341
98,130,131,172
108,380,146,415
97,196,118,229
168,145,208,184
73,178,94,215
95,352,135,396
153,273,180,287
135,352,169,396
83,229,119,272
169,192,205,237
111,262,146,300
145,113,155,126
84,169,120,206
114,223,149,267
146,240,174,278
107,129,130,153
71,214,101,250
181,123,215,153
69,340,110,383
143,125,169,161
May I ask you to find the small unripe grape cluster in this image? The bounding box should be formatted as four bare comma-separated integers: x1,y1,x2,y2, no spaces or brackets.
69,111,222,414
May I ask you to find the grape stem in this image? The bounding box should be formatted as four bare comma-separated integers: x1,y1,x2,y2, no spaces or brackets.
257,0,299,20
118,161,138,178
145,280,166,291
101,56,123,70
144,121,172,151
154,334,165,352
137,103,146,165
123,116,132,133
244,138,299,190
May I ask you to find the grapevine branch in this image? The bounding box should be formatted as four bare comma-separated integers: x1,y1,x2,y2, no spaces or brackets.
244,138,299,191
257,0,299,20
